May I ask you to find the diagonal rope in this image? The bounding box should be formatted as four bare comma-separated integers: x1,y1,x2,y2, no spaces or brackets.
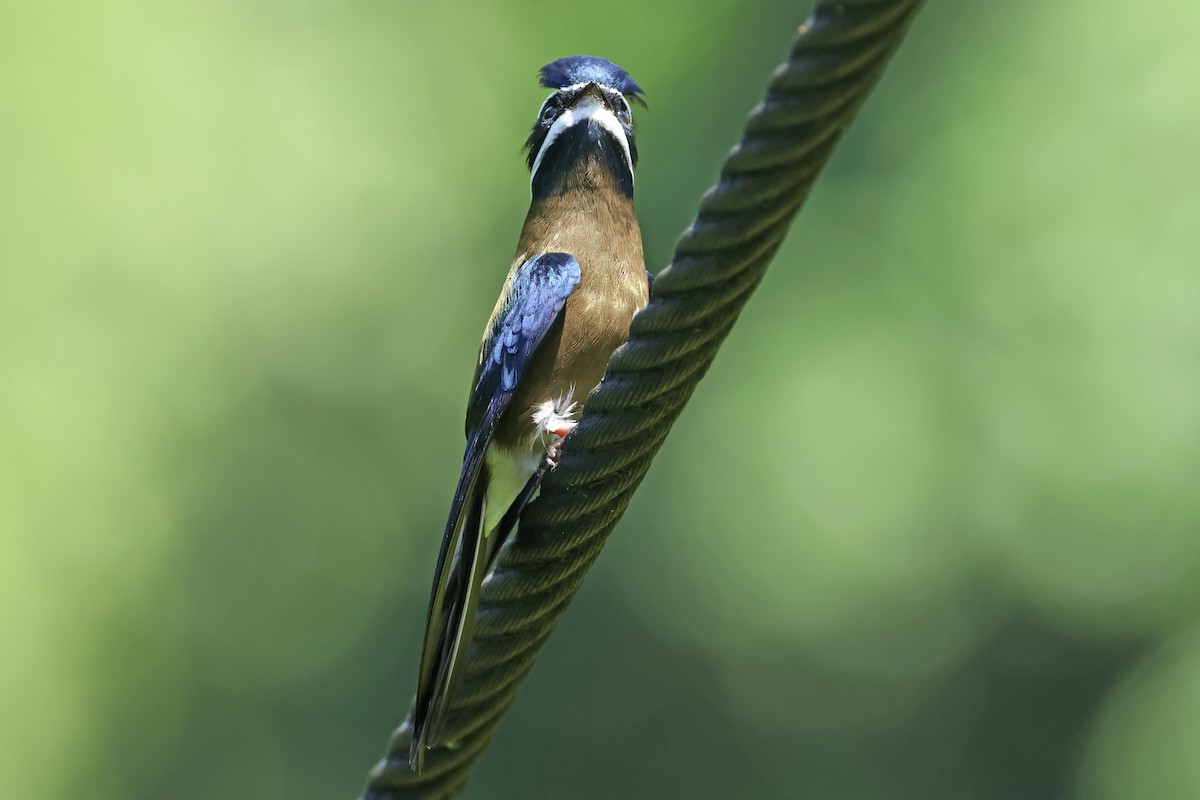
364,1,923,796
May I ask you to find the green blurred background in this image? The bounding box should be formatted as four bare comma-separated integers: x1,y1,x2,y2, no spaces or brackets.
3,1,1198,797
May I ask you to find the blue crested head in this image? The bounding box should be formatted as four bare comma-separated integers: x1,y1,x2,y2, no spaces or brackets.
525,55,644,198
538,56,644,103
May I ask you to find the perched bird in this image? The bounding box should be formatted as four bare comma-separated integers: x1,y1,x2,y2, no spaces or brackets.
409,56,650,770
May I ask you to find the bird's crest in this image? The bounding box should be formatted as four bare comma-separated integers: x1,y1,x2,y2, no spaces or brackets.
538,56,644,103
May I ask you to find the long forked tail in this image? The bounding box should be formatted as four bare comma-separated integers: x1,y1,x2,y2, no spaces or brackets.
410,480,484,772
409,459,549,772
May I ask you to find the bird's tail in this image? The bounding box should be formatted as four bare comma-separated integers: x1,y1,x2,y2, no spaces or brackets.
410,481,486,772
409,458,549,772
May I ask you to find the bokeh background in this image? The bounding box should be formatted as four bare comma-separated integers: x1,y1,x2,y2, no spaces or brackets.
3,1,1198,797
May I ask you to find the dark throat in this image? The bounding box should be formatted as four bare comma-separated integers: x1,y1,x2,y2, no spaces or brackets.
531,123,634,200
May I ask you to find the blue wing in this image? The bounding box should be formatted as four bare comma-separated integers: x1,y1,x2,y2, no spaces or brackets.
467,251,583,435
411,252,580,768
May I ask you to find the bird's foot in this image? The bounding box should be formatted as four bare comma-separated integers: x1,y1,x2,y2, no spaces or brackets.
532,395,578,466
544,421,577,465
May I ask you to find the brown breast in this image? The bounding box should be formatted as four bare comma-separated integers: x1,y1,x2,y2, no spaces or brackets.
492,164,649,451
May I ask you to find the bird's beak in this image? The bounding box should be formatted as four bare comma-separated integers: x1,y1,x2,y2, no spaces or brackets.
567,82,615,113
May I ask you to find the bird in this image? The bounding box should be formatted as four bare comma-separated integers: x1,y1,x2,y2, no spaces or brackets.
409,56,651,771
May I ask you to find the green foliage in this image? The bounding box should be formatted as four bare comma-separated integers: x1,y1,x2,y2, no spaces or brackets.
2,1,1198,797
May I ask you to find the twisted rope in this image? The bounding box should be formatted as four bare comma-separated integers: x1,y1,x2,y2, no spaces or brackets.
364,1,923,796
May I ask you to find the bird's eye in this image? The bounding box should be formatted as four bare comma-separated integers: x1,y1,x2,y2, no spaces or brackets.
617,107,631,126
542,105,557,123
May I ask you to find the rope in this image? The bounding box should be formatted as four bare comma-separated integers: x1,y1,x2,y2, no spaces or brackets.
364,1,923,796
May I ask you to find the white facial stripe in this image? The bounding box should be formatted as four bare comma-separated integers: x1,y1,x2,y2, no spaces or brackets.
530,95,634,190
